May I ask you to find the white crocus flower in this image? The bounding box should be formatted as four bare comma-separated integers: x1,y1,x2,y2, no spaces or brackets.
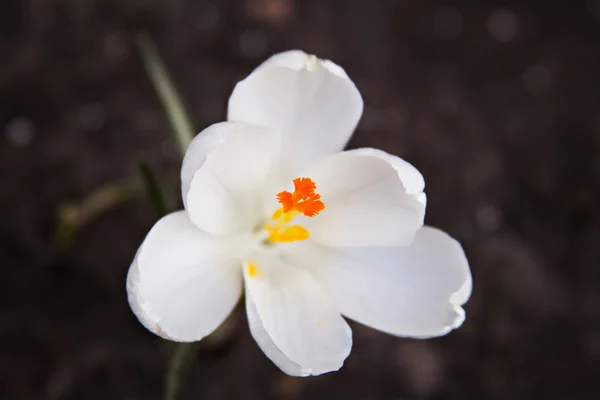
127,50,472,376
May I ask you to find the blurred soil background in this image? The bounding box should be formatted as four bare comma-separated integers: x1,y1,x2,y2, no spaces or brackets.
1,0,600,399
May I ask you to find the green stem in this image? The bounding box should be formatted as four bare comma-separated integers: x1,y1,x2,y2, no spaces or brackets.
55,179,145,247
136,32,195,156
164,343,201,400
139,161,168,218
162,312,239,400
54,170,177,247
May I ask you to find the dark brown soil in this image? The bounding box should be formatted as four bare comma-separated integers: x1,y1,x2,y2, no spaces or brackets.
2,0,600,399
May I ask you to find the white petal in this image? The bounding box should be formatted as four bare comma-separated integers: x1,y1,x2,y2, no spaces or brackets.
301,151,425,247
228,50,363,172
245,289,309,376
347,148,427,218
183,122,279,235
181,122,234,210
251,50,350,79
346,148,425,195
126,211,250,342
285,227,471,338
243,253,352,375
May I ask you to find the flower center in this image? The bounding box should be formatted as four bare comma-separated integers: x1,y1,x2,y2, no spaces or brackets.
263,177,325,243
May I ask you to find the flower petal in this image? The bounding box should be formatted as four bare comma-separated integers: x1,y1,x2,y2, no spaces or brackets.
243,253,352,375
183,122,279,235
285,227,471,338
181,122,237,210
228,50,363,172
127,211,250,342
245,289,309,376
301,151,425,247
346,148,425,195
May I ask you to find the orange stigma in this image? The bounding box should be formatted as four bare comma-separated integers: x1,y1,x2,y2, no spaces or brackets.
265,177,325,243
276,178,325,217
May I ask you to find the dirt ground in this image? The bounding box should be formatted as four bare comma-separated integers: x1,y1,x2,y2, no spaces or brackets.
1,0,600,399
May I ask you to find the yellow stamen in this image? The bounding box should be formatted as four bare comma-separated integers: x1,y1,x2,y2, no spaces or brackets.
247,261,262,278
267,225,310,243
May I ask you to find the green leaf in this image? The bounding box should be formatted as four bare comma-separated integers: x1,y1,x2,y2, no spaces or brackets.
139,161,168,219
136,32,195,156
55,179,145,247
